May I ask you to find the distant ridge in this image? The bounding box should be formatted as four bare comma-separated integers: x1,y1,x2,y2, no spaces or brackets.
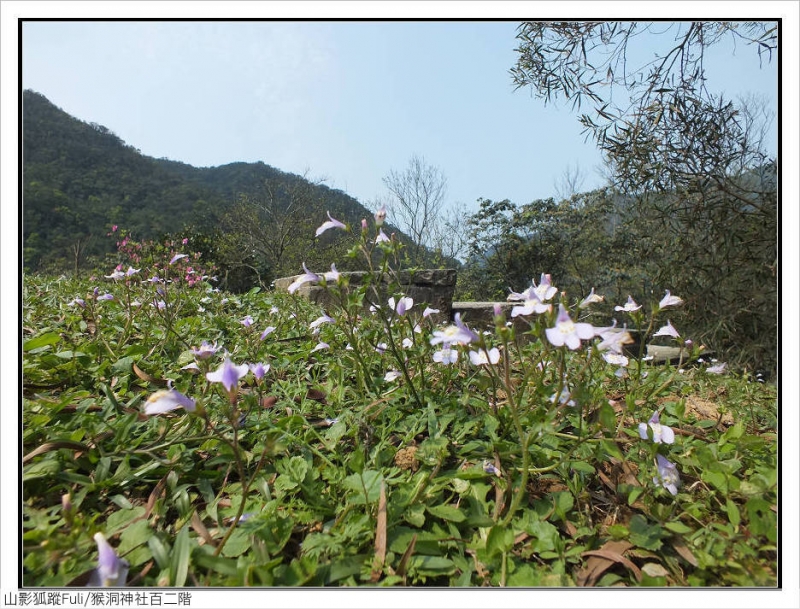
22,90,388,274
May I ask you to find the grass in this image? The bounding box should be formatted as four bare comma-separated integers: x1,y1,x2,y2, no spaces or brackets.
21,228,778,588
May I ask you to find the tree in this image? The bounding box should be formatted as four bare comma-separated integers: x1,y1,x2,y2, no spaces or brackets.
511,23,778,373
511,21,776,193
554,162,588,201
381,154,448,266
219,172,325,283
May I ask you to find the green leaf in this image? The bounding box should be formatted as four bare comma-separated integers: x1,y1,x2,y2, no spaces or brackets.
600,439,624,462
106,506,146,536
629,514,663,551
342,470,383,504
281,555,318,586
282,456,309,485
725,499,741,528
598,401,617,433
627,487,644,506
702,470,728,494
171,525,192,587
719,421,745,446
552,491,574,521
192,550,241,578
485,526,514,558
118,520,152,554
112,356,135,375
525,519,560,553
412,555,456,576
403,504,426,527
664,521,693,535
220,528,250,558
325,556,364,584
426,504,466,523
23,332,61,352
148,535,170,569
569,461,596,475
23,459,61,482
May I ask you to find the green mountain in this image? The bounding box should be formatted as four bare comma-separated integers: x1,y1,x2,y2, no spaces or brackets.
21,90,394,282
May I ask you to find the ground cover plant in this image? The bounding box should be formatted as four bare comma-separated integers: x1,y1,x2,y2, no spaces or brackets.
22,211,778,587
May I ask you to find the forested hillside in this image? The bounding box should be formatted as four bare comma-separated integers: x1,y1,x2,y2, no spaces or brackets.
21,90,404,284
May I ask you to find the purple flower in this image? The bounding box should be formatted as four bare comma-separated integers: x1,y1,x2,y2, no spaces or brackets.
545,304,595,350
260,326,276,340
249,362,271,380
375,229,390,244
97,293,114,302
170,253,188,265
87,533,129,587
287,263,320,294
615,296,641,312
483,461,502,477
125,267,140,277
653,320,680,339
638,410,675,444
389,296,414,316
206,358,249,395
469,347,500,366
310,313,335,332
653,454,680,496
191,341,219,360
315,211,347,237
659,290,684,310
68,297,86,308
144,389,197,415
430,313,478,347
240,315,254,328
310,341,330,353
422,306,440,318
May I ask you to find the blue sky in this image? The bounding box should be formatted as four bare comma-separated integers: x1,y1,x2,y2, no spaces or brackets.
20,19,778,213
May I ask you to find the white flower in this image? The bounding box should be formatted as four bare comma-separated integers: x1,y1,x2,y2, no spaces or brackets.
310,342,329,353
545,304,595,350
433,348,459,365
422,306,440,318
315,211,347,237
384,370,402,382
659,290,684,310
638,410,675,444
579,287,604,308
145,389,196,415
615,296,641,312
469,347,500,366
653,320,680,339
